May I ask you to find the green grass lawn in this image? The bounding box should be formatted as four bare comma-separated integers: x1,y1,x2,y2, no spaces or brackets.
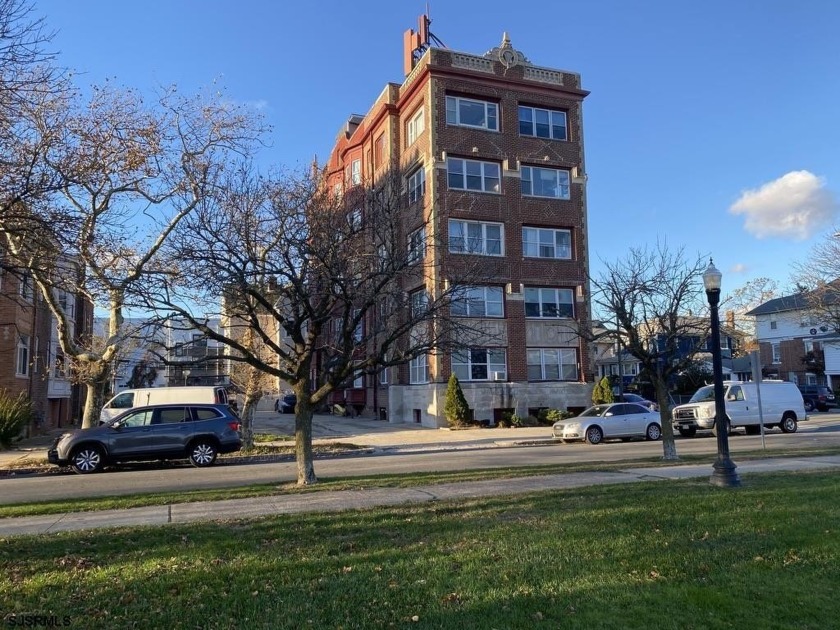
2,471,839,629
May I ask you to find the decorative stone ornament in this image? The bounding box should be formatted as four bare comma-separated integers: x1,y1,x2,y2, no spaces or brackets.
484,32,529,69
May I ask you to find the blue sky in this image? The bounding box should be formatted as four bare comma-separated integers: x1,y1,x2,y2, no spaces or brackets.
40,0,840,296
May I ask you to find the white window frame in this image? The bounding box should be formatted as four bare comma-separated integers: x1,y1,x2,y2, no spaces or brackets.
410,354,429,384
521,166,571,199
407,167,426,203
518,105,567,140
522,227,572,259
771,342,781,364
524,287,575,319
348,207,362,230
350,159,361,185
352,365,364,389
352,309,363,343
527,348,578,381
410,289,429,318
452,348,506,382
445,96,498,131
407,107,425,145
380,367,388,385
407,227,426,264
451,286,504,318
448,220,504,257
16,334,30,376
19,274,33,301
447,158,500,193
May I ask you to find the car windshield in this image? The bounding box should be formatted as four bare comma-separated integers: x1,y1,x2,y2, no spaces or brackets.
580,405,612,417
689,385,716,403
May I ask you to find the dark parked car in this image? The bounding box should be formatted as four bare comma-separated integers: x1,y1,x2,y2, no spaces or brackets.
275,393,297,414
48,404,242,474
616,393,659,411
798,385,836,412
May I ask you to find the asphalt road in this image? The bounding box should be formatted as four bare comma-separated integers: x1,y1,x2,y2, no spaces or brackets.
2,415,839,505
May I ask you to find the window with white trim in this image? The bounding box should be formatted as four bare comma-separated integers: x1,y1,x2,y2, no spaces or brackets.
771,342,781,364
352,366,364,389
518,105,567,140
352,309,363,342
527,348,578,381
410,354,429,383
445,96,498,131
407,107,425,145
524,287,574,318
521,166,570,199
407,167,425,203
448,220,503,256
19,274,33,301
447,158,500,193
380,368,388,385
451,286,504,318
16,334,30,376
452,348,506,382
348,207,362,229
522,227,572,259
407,227,426,264
350,159,361,185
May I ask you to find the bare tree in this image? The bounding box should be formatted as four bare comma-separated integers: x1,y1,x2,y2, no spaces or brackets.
793,228,840,333
589,243,710,460
228,326,276,450
142,165,495,485
1,84,265,427
722,276,779,352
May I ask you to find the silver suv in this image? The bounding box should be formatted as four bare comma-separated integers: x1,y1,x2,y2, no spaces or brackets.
48,404,242,474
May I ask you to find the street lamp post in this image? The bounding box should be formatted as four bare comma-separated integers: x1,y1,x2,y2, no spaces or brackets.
703,260,741,488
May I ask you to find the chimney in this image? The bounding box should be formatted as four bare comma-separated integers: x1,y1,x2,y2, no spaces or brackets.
726,310,735,328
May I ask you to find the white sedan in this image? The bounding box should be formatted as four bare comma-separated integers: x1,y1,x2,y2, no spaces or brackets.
552,402,662,444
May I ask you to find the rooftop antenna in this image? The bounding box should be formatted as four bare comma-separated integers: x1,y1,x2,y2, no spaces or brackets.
403,6,447,75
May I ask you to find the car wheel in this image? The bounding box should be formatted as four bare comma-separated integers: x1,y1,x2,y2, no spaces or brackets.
188,440,218,467
712,418,731,437
744,425,761,436
70,445,105,474
677,426,697,438
645,423,661,441
803,400,814,412
780,414,798,434
584,426,603,445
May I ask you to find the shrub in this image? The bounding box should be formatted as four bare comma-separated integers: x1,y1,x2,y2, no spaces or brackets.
0,390,33,449
545,408,573,423
444,374,471,428
592,376,615,405
510,414,539,427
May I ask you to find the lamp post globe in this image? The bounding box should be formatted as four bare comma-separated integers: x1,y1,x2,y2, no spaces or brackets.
704,259,740,488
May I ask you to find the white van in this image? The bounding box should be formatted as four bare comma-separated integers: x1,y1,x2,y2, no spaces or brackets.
99,386,230,422
672,380,806,437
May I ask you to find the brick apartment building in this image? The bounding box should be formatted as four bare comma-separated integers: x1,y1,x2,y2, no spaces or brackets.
0,268,92,434
322,19,593,426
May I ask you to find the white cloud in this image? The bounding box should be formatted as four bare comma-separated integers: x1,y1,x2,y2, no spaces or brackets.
730,263,747,274
729,171,839,241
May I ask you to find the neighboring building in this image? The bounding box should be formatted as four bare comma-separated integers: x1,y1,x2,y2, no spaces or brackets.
0,267,92,434
747,292,840,389
322,18,593,426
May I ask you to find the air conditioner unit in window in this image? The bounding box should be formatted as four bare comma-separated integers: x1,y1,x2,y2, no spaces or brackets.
491,371,506,381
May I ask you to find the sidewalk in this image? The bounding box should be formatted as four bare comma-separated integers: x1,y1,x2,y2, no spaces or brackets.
2,455,840,537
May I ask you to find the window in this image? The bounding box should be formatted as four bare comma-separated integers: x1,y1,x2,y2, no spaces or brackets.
348,207,362,229
447,158,500,193
194,407,223,421
518,105,567,140
772,343,781,364
352,309,363,342
410,289,429,318
407,167,425,203
521,166,570,199
524,287,574,318
410,354,429,384
445,96,498,131
109,392,135,409
16,334,30,376
522,227,572,259
119,409,153,428
527,348,578,381
451,286,504,318
353,365,364,389
452,348,506,382
19,274,33,301
158,407,189,424
380,368,388,385
407,107,425,145
350,159,361,185
408,227,426,264
374,133,385,167
448,220,503,256
770,320,778,330
804,340,815,353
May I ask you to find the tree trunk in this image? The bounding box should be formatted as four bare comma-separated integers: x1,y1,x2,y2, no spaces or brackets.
654,377,679,460
240,397,257,451
294,387,317,485
81,378,108,429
